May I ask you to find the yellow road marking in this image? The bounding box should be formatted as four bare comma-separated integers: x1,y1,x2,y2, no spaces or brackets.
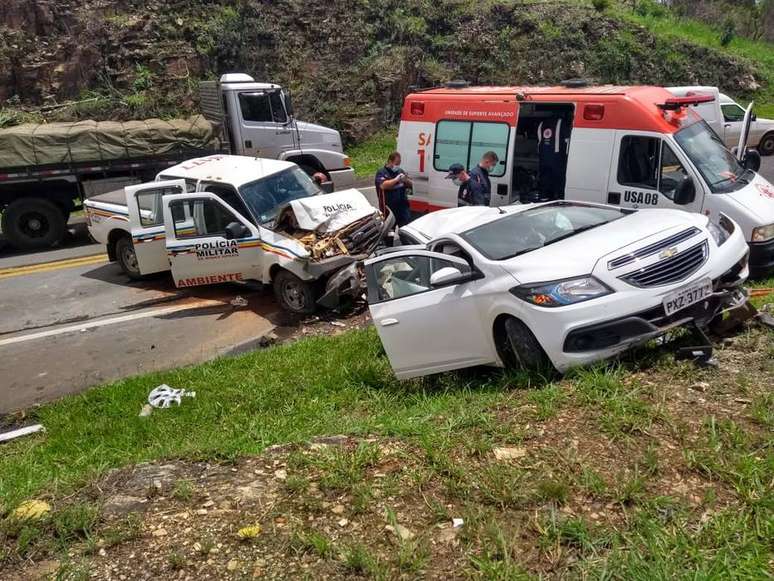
0,254,109,279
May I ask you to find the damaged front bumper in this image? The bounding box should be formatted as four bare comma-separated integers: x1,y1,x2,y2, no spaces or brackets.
563,285,749,354
315,210,396,309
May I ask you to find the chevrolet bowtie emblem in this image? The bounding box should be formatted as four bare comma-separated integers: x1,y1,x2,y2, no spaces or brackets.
659,246,678,259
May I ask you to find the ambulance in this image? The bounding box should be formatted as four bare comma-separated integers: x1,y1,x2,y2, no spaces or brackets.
396,82,774,275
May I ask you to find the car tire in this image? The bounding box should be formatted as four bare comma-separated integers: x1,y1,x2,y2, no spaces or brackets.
502,317,553,373
273,270,318,314
758,132,774,156
115,235,143,280
1,198,66,250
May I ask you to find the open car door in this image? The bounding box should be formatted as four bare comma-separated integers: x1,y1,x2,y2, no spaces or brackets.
735,102,754,161
161,192,263,288
125,180,186,275
364,249,493,379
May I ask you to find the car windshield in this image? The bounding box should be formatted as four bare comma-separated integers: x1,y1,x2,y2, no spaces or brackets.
674,120,750,193
239,167,321,224
460,203,626,260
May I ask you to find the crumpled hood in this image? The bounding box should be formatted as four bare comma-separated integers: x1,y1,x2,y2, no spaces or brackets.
504,209,707,284
288,189,377,234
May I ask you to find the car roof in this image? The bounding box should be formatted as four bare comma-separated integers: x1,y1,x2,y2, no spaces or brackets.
160,155,295,188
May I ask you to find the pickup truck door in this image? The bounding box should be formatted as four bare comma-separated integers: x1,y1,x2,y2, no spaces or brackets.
125,180,187,275
607,131,703,213
161,192,263,288
364,249,493,379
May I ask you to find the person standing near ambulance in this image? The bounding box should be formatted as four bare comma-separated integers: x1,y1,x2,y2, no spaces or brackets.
375,151,413,226
449,151,498,206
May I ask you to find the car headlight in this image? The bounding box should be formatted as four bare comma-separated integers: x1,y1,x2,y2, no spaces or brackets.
752,223,774,243
510,276,612,307
707,221,729,246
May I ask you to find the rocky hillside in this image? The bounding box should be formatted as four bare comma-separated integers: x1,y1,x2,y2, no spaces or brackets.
0,0,766,141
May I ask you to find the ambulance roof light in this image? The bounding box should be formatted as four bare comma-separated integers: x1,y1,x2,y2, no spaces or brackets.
562,78,590,88
657,95,715,111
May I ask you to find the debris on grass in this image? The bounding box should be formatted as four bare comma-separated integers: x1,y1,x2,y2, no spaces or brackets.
147,384,196,408
0,423,44,443
493,447,527,461
138,404,153,417
11,499,51,521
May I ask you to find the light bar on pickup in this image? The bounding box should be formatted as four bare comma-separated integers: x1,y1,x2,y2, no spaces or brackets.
657,94,715,111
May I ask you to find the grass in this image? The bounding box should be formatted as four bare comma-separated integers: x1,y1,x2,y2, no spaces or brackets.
618,5,774,117
346,126,397,178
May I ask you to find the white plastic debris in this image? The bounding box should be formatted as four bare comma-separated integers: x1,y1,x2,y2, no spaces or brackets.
0,424,44,443
139,404,153,417
452,518,464,528
147,384,196,409
230,296,248,308
329,321,346,328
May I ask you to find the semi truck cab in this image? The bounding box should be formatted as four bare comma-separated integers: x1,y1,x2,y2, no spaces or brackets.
396,83,774,275
199,74,355,190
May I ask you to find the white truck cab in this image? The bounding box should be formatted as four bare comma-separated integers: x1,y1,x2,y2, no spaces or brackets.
668,86,774,156
84,155,392,313
397,83,774,275
199,73,355,190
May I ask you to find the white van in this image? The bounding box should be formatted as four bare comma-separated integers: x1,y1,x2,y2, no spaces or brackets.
668,86,774,156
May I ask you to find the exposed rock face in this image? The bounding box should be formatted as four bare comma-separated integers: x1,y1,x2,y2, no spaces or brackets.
0,1,765,141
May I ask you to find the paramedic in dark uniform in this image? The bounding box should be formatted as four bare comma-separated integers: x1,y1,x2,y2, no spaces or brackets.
537,118,569,200
375,151,413,226
448,151,498,206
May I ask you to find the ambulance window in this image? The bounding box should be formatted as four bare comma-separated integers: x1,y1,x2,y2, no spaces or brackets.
617,136,660,190
435,121,471,172
434,121,509,177
170,198,242,239
721,103,745,123
659,144,688,200
470,123,508,177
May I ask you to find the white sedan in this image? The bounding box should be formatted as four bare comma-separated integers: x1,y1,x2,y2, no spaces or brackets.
364,201,750,379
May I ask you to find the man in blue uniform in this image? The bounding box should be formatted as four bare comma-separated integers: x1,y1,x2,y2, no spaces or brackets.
447,151,498,206
375,151,413,226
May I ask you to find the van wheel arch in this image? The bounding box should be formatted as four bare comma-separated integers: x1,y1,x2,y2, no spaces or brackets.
758,131,774,156
493,314,555,374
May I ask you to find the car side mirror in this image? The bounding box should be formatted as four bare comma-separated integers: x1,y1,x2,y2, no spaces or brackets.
225,221,250,240
743,149,761,172
430,266,468,287
320,181,334,194
673,176,696,206
751,113,757,122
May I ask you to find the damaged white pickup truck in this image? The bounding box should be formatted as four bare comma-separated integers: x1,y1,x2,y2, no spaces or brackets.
84,155,393,312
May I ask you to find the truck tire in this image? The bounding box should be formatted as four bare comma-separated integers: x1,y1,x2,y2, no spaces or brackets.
758,132,774,156
502,317,553,373
1,198,66,250
115,235,143,280
273,270,318,314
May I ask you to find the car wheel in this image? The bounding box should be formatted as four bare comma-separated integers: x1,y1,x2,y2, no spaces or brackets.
115,235,143,280
273,270,318,314
758,132,774,156
502,317,553,373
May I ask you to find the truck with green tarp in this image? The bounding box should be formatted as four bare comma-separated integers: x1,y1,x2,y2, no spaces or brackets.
0,73,356,251
0,116,220,250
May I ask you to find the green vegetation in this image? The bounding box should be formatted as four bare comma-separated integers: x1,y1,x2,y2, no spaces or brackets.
619,3,774,117
347,127,397,177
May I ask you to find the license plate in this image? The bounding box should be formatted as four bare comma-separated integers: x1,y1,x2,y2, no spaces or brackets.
662,278,713,317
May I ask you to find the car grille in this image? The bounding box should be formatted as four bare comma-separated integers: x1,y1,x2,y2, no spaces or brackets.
608,227,700,270
619,240,708,288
